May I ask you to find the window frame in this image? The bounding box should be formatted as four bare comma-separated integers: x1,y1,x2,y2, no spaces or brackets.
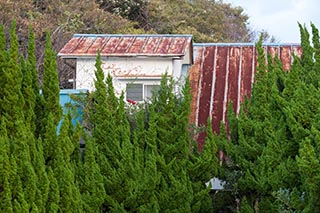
125,82,160,102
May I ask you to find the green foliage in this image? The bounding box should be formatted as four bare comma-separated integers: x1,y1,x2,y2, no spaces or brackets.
26,26,39,133
81,133,106,212
0,24,6,109
79,59,219,211
97,0,253,42
46,167,60,212
1,21,25,136
0,121,13,212
42,32,62,127
217,23,320,211
0,23,86,213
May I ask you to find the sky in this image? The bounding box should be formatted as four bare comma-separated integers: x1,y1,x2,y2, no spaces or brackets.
223,0,320,43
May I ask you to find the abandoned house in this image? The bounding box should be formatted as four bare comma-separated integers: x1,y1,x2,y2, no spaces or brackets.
58,34,193,102
58,34,302,148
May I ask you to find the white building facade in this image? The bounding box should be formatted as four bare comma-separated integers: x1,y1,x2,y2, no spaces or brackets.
58,34,193,102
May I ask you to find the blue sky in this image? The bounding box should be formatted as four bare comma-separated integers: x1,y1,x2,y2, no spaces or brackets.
223,0,320,43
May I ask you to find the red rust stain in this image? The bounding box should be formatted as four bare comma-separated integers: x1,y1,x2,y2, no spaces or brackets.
227,47,241,114
87,37,106,54
101,37,120,54
156,37,173,54
59,37,81,54
59,35,192,57
141,37,159,54
170,38,187,54
72,37,94,54
267,46,279,58
127,37,145,53
189,50,202,124
239,47,254,103
197,46,216,148
211,46,228,134
191,44,301,149
115,37,135,53
280,46,292,70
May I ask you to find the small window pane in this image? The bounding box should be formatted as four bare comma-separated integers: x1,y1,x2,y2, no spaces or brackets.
127,84,143,101
144,85,160,100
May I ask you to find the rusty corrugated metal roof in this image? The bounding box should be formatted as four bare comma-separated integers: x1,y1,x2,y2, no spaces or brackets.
58,34,193,58
189,43,302,149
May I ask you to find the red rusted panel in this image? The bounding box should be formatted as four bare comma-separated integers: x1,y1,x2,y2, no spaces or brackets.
197,46,216,148
86,37,107,54
115,37,135,53
211,46,228,134
280,46,292,70
227,47,241,115
170,38,187,54
141,37,159,54
240,46,254,102
267,46,279,58
72,37,95,54
127,37,145,53
100,37,120,54
155,37,173,54
189,47,202,124
191,44,301,149
59,37,81,55
293,46,303,59
58,34,192,57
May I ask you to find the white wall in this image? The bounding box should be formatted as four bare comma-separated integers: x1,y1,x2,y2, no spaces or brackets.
75,57,180,97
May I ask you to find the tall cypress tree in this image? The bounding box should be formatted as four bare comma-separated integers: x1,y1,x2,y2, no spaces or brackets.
0,24,6,112
2,21,25,137
0,120,13,212
23,26,38,133
55,117,82,212
34,138,50,213
81,133,106,212
41,32,62,133
46,167,60,212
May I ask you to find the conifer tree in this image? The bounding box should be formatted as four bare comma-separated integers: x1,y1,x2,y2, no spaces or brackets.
2,21,25,137
34,138,50,212
56,118,83,212
46,167,60,212
22,26,38,133
0,120,13,212
81,133,106,212
41,32,62,133
88,51,126,210
0,24,6,110
121,102,160,212
10,156,29,212
188,118,218,212
218,24,320,211
43,113,58,164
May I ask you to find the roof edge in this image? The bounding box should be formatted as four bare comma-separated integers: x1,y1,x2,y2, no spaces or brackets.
193,42,301,46
73,34,193,38
57,54,185,58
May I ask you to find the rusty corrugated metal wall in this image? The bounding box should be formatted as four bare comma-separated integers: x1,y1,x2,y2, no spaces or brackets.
189,43,302,149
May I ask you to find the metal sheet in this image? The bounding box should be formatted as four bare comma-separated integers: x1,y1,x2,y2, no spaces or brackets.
191,44,302,149
58,34,192,58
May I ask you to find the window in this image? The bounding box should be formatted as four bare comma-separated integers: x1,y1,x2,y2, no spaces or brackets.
127,84,143,101
144,85,160,99
126,83,160,102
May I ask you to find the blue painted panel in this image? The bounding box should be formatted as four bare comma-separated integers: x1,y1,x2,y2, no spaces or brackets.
58,89,88,133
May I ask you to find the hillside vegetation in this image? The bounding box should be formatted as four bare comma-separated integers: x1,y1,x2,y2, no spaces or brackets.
0,0,265,88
